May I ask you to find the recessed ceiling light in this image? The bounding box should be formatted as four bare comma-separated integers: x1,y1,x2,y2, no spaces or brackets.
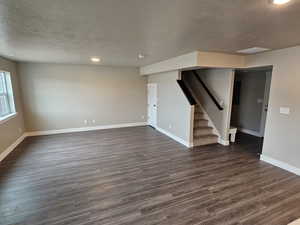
138,53,145,59
91,57,101,63
237,47,270,54
272,0,291,5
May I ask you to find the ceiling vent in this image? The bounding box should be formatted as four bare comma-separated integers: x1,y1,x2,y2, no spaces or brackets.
237,47,270,54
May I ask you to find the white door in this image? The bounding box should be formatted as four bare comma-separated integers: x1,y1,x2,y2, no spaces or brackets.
260,71,272,137
147,83,158,128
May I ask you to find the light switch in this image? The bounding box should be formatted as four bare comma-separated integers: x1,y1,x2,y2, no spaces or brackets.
280,107,290,115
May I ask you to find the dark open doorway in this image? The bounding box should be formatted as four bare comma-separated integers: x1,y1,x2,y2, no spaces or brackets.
230,66,272,155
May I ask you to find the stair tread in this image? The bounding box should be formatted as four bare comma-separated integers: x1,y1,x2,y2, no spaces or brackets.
193,137,218,146
194,116,205,120
193,106,218,146
194,124,209,128
194,134,218,138
194,142,218,147
194,126,213,130
195,118,208,121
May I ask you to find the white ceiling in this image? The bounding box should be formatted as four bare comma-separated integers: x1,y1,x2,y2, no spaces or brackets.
1,0,300,66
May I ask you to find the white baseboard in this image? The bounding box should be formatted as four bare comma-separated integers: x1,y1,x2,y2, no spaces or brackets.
239,128,262,137
0,134,27,162
260,154,300,176
155,126,192,148
26,122,148,136
218,138,230,146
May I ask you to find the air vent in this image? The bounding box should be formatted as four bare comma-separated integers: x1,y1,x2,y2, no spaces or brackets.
237,47,270,54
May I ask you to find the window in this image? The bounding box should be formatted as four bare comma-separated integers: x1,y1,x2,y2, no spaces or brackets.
0,72,16,120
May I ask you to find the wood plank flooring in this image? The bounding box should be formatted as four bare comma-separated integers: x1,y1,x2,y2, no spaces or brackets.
1,126,300,225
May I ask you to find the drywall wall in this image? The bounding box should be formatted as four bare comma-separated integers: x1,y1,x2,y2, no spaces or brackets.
183,69,234,141
18,63,147,132
0,57,25,155
147,71,193,145
246,46,300,170
140,51,245,76
141,52,198,75
197,51,245,69
231,71,266,134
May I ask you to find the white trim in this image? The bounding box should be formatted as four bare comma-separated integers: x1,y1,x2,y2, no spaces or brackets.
0,134,26,162
260,155,300,176
188,105,195,146
238,128,262,137
259,71,272,137
155,126,192,148
26,122,148,136
0,112,18,125
218,138,230,146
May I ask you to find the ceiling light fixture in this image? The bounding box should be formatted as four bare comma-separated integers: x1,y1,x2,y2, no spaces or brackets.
272,0,291,5
138,53,145,59
91,57,101,63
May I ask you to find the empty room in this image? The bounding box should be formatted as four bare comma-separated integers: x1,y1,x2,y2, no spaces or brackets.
1,0,300,225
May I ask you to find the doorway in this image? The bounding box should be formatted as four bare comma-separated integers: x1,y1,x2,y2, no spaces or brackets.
230,67,272,155
147,83,158,128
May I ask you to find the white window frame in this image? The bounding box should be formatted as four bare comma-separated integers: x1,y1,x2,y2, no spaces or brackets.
0,71,17,124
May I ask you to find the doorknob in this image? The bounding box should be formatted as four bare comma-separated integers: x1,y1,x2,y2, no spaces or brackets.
264,105,268,112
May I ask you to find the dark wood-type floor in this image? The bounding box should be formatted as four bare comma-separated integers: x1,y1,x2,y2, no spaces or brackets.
1,126,300,225
234,132,264,156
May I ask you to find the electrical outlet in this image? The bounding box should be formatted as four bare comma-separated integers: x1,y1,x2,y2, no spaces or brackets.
141,115,145,119
92,120,96,124
18,128,23,133
168,124,172,129
84,120,88,125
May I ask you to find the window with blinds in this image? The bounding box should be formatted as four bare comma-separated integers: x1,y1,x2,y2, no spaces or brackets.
0,72,16,119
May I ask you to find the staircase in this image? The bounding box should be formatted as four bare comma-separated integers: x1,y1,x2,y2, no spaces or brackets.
193,105,218,146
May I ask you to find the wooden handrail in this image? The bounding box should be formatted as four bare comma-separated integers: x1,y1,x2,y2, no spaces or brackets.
192,71,224,111
177,80,196,106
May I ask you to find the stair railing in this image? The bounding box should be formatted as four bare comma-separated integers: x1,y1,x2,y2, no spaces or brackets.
177,80,196,106
192,70,224,111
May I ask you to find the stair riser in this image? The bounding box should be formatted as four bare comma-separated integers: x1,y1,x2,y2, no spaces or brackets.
194,108,202,113
195,121,209,127
194,114,205,120
194,129,213,136
193,137,218,146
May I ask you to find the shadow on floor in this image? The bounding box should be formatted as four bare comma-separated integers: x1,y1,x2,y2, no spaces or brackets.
231,132,264,157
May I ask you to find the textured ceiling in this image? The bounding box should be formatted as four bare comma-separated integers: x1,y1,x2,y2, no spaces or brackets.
1,0,300,66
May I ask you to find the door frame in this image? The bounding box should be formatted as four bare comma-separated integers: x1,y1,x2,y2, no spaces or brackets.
147,83,158,128
259,70,272,137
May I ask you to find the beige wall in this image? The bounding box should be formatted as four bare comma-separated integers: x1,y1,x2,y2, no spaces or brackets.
197,51,245,69
246,46,300,169
183,69,234,141
0,57,25,155
231,71,267,133
140,51,245,76
18,63,147,132
140,52,199,75
148,71,193,144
